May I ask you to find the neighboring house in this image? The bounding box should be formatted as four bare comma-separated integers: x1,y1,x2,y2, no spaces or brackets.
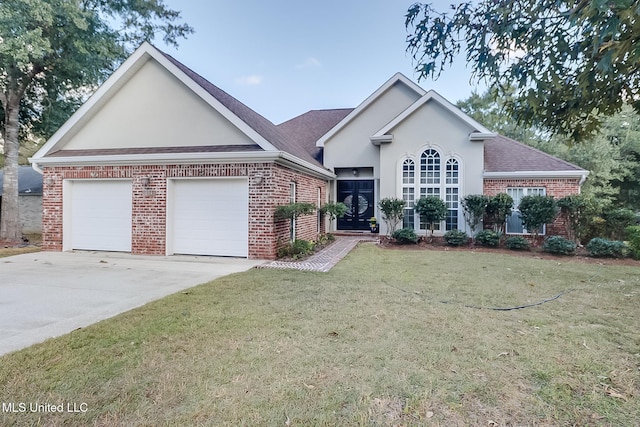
0,166,43,234
30,42,587,259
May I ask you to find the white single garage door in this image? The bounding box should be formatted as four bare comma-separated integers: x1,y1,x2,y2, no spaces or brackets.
171,178,248,257
69,180,132,252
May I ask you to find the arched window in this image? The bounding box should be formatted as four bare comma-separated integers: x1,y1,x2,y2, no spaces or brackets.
402,158,415,229
445,158,460,230
401,149,462,233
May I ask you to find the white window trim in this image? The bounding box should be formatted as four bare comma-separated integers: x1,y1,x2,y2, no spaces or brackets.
398,149,463,234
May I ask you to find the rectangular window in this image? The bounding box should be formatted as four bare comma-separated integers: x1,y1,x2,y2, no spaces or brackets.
402,187,415,229
506,187,546,234
445,187,459,231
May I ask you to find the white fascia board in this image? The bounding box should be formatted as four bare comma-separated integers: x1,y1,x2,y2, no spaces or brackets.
373,90,494,138
316,72,426,147
370,135,393,145
469,132,498,141
30,151,336,179
483,170,589,179
31,151,282,167
277,152,336,179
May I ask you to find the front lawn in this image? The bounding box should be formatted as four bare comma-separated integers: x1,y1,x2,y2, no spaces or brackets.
1,244,638,426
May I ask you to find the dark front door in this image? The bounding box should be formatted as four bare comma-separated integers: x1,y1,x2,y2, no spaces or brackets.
337,180,374,230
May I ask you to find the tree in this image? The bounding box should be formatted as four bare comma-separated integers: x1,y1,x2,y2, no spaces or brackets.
274,202,317,242
320,202,348,231
484,193,513,234
0,0,192,242
457,88,640,211
460,194,489,235
406,1,640,140
518,194,557,242
415,196,447,241
378,197,405,236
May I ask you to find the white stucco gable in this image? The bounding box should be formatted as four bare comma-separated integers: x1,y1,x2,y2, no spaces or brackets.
32,42,279,161
371,90,495,143
319,73,426,174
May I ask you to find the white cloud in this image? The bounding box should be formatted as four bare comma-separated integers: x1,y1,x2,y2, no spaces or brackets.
296,57,321,69
235,75,263,86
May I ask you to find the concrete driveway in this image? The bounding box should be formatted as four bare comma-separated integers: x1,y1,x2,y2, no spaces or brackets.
0,251,264,356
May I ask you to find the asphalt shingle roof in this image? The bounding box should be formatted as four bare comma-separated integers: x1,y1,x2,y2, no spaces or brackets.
484,135,586,173
277,109,353,163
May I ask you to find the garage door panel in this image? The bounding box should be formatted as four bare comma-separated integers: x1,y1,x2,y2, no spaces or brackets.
69,180,132,252
171,179,248,257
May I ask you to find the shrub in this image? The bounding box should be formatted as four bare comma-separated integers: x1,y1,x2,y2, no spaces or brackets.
277,239,315,259
586,238,627,258
378,197,405,235
273,202,316,220
475,230,500,247
518,195,557,238
461,194,489,234
320,202,348,225
625,225,640,260
392,227,418,244
443,229,469,246
415,196,447,239
603,208,637,241
543,236,576,255
484,193,513,234
505,236,530,250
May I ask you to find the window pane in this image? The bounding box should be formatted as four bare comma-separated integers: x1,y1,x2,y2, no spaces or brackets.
403,209,415,229
446,159,459,185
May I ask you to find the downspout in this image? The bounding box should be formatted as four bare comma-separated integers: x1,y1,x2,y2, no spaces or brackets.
30,159,44,175
578,173,587,187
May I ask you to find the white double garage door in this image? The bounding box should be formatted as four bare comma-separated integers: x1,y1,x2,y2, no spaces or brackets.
64,178,249,257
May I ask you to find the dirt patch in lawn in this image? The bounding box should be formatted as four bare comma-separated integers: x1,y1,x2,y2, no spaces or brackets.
378,236,640,267
0,234,41,258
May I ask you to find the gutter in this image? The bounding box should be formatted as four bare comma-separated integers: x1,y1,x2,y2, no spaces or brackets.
29,150,336,180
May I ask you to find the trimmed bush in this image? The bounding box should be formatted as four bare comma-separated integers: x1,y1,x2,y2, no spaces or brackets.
586,238,627,258
505,236,530,251
443,229,469,246
543,236,576,255
625,226,640,260
392,227,418,244
475,230,500,247
277,239,316,259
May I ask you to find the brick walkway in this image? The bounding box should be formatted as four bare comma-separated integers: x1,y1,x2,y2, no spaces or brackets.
259,235,379,272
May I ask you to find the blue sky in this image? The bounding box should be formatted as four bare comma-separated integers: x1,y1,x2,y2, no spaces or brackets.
158,1,485,124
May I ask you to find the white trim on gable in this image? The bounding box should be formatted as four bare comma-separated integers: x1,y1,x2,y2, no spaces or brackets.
371,90,494,141
316,72,426,147
31,42,278,162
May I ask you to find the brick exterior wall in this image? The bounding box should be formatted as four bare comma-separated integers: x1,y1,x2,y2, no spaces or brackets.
483,177,582,237
41,163,327,259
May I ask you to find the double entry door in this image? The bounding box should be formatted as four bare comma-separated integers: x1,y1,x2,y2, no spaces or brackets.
337,180,374,230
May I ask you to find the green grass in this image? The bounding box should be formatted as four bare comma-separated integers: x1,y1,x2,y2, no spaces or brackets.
1,244,639,426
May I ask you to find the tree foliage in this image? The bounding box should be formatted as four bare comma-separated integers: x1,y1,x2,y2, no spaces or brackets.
378,197,406,235
460,194,489,234
0,0,192,241
415,196,447,239
484,193,513,234
518,194,558,240
406,0,640,140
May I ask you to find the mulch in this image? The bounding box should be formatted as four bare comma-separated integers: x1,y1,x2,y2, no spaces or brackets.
377,237,640,267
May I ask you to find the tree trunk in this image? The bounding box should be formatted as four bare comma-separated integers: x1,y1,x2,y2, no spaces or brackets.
0,98,22,243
